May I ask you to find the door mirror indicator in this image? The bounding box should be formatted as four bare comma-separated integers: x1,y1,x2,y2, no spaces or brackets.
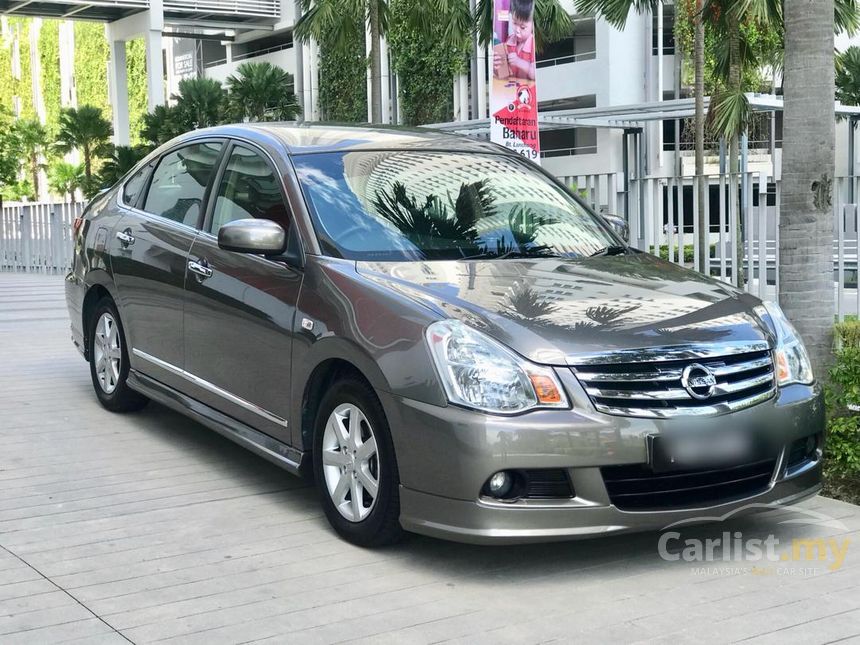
218,219,286,255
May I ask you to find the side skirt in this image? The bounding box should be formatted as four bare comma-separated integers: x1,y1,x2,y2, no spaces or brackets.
128,370,306,477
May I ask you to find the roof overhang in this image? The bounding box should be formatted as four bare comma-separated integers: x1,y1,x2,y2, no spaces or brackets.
426,94,860,136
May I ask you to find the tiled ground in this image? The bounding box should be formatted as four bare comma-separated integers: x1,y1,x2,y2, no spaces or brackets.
1,272,859,644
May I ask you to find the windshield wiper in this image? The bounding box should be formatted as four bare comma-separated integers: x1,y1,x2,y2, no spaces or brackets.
589,245,629,258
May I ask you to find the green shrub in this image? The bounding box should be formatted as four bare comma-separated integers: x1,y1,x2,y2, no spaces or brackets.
649,244,717,263
825,321,860,476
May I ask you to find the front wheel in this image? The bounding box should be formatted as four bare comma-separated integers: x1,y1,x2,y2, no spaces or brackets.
313,377,403,547
88,298,148,413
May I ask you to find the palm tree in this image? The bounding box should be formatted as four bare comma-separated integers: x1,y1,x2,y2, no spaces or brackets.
297,0,569,123
14,119,49,200
779,0,836,376
294,0,394,123
141,104,185,147
225,62,302,122
99,145,148,187
836,46,860,105
573,0,708,271
47,161,84,202
0,106,20,192
172,78,226,130
54,105,113,192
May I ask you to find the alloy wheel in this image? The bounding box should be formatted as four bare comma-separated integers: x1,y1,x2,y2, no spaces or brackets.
321,403,380,522
93,312,121,394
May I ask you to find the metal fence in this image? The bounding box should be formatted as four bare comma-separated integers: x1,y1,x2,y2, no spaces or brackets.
4,181,860,319
0,202,83,274
561,172,860,321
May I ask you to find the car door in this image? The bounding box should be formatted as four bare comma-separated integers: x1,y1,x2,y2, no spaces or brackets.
182,142,303,444
111,140,225,392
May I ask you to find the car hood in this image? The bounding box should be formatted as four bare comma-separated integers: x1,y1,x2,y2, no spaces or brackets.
356,254,775,365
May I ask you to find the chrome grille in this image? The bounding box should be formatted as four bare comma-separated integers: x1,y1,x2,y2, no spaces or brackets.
572,349,776,418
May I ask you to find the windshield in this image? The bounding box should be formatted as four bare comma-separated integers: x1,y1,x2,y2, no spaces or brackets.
293,150,620,262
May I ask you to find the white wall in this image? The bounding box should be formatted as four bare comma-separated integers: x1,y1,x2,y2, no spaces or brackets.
205,46,297,84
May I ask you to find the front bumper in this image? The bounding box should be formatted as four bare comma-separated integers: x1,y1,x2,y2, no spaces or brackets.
380,370,825,545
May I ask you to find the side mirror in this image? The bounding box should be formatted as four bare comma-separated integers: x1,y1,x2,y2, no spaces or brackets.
602,214,630,243
218,219,286,255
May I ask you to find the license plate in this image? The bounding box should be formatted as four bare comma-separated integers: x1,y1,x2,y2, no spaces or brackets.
648,430,758,473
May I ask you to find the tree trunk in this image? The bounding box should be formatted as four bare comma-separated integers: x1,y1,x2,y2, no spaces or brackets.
30,153,39,200
368,0,383,123
780,0,836,378
727,13,744,288
695,0,706,273
84,148,92,185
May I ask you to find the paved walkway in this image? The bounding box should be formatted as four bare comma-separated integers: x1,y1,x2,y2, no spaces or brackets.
1,272,859,645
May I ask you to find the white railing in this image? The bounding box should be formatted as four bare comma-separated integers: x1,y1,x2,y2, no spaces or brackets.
163,0,280,18
0,202,83,274
623,173,859,320
40,0,280,18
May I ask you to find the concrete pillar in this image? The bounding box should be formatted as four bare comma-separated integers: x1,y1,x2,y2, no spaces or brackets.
108,37,130,146
477,42,487,119
380,35,390,123
308,38,319,121
365,20,372,123
146,28,164,110
59,21,76,108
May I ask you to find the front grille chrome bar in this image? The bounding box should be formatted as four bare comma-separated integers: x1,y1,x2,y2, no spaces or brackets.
572,348,777,419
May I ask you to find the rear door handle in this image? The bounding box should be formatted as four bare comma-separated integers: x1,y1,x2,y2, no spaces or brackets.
116,230,135,247
188,259,213,279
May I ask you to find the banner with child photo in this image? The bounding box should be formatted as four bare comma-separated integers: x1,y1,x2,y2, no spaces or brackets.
490,0,540,163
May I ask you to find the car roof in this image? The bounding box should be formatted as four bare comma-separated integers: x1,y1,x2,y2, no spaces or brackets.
176,122,507,156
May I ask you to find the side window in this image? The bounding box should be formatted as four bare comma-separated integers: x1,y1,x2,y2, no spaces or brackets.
142,142,223,227
209,145,291,235
122,161,154,207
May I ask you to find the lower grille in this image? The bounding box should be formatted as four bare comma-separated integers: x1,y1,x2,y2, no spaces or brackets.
523,469,574,499
572,349,776,418
601,458,777,511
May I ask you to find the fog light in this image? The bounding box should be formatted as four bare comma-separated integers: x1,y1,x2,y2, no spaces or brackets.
487,471,513,498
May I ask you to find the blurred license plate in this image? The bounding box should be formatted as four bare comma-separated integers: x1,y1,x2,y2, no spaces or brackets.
648,431,756,473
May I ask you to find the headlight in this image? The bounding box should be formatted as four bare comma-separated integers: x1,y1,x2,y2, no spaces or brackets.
756,302,814,386
426,320,569,414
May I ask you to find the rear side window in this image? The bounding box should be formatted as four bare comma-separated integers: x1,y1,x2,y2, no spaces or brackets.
143,142,223,227
122,161,153,207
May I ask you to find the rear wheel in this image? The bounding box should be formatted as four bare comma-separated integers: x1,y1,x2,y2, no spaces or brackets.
89,298,148,413
313,377,403,547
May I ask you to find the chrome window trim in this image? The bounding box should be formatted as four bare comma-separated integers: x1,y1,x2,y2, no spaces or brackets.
566,341,772,366
132,348,288,428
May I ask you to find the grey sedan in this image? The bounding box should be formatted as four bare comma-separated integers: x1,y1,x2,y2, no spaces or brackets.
66,124,824,545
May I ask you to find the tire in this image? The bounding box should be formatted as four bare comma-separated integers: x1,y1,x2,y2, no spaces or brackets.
313,377,403,547
88,297,148,413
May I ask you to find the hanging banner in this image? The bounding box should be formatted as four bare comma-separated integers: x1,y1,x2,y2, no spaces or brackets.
490,0,541,163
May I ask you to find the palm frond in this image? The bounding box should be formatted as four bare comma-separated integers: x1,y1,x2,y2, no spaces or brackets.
709,88,752,140
573,0,657,29
837,45,860,106
836,0,860,35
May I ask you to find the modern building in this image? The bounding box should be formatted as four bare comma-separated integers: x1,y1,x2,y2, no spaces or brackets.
1,0,857,189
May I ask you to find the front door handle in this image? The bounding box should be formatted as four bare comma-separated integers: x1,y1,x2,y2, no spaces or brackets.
116,230,135,247
188,259,213,280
